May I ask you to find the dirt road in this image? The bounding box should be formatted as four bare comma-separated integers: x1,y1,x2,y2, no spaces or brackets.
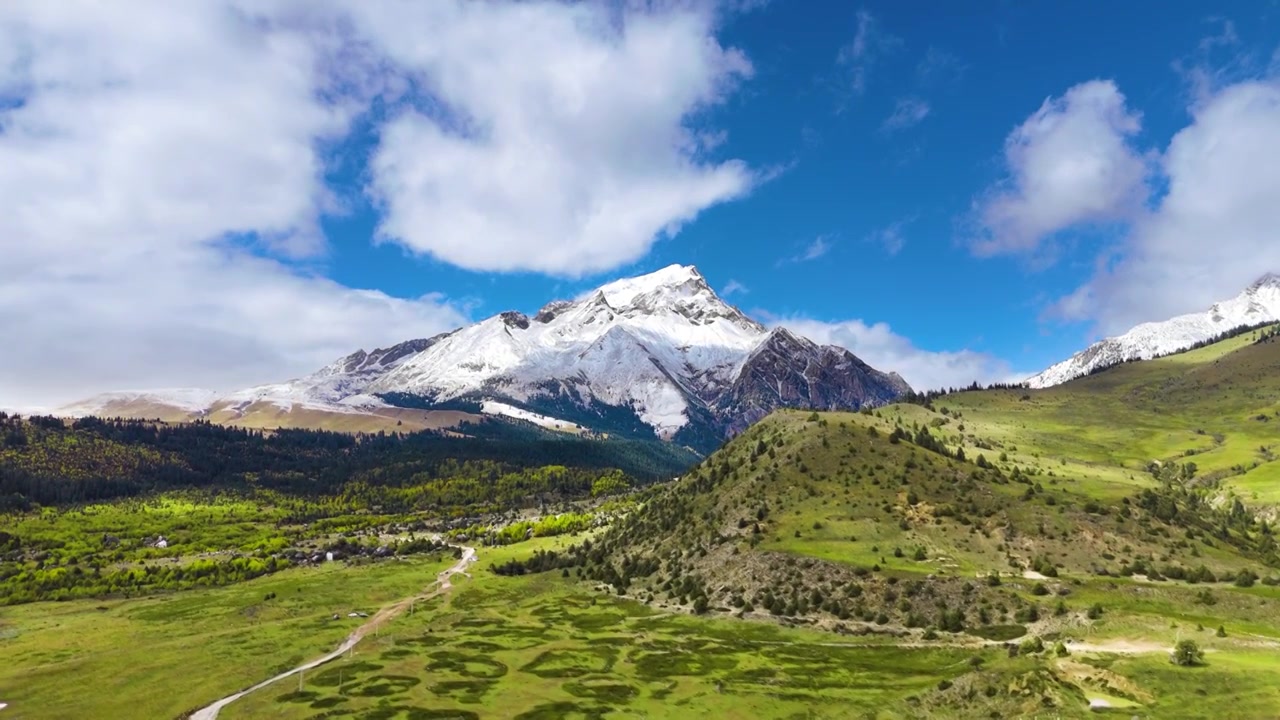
187,545,476,720
1062,638,1169,654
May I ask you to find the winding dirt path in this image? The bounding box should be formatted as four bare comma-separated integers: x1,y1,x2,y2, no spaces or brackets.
187,545,476,720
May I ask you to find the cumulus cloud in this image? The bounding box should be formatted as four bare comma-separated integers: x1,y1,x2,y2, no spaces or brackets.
0,1,469,408
0,1,762,407
778,317,1018,391
971,80,1149,256
881,96,930,132
355,2,756,276
1051,77,1280,334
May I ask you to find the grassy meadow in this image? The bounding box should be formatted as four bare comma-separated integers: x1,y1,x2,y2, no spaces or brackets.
2,327,1280,718
0,554,454,719
224,542,999,720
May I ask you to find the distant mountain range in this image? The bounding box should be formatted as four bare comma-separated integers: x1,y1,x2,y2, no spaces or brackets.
61,265,911,450
1027,274,1280,388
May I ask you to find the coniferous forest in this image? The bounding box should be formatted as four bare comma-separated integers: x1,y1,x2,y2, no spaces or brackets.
0,413,694,511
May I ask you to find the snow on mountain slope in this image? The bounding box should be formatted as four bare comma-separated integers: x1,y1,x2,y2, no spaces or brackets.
361,265,770,436
1028,274,1280,388
58,265,911,446
58,389,220,419
480,400,582,433
217,337,447,414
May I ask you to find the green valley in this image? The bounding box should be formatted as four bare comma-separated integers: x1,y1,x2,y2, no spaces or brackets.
3,327,1280,718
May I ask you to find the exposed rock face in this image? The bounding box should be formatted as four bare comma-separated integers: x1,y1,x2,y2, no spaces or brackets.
714,328,912,434
333,337,444,374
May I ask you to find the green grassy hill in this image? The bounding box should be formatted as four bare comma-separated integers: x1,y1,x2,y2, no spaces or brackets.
572,408,1277,616
513,328,1280,716
912,324,1280,506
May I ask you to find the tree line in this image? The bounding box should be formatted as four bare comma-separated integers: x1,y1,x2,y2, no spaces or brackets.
0,413,693,510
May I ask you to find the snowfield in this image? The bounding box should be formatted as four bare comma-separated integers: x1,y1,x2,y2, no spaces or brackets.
479,400,581,432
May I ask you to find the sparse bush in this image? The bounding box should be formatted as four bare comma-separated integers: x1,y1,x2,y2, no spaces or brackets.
1172,639,1203,666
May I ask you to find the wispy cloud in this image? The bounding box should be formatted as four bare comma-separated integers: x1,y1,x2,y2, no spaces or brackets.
1174,17,1272,107
721,279,748,297
865,219,913,256
836,10,901,96
777,235,835,266
881,96,931,132
916,47,967,88
793,235,834,264
1197,17,1239,53
801,236,832,261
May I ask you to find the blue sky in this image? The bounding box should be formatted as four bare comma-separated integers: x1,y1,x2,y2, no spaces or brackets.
2,1,1279,406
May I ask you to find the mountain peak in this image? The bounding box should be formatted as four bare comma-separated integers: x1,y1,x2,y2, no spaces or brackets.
1247,272,1280,292
597,264,707,307
588,263,761,330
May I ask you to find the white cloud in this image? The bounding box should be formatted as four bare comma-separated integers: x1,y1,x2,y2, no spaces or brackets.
0,251,467,409
882,96,930,132
0,0,763,407
0,1,461,408
836,10,901,96
1051,77,1280,334
971,80,1149,256
354,1,756,276
778,317,1018,391
721,279,748,297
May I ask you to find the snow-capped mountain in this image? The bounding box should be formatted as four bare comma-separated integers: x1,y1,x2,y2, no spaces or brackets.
60,265,911,448
1028,274,1280,388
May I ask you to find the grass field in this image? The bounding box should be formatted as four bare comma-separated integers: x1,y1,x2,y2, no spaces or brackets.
904,330,1280,507
0,555,453,719
224,542,1000,720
